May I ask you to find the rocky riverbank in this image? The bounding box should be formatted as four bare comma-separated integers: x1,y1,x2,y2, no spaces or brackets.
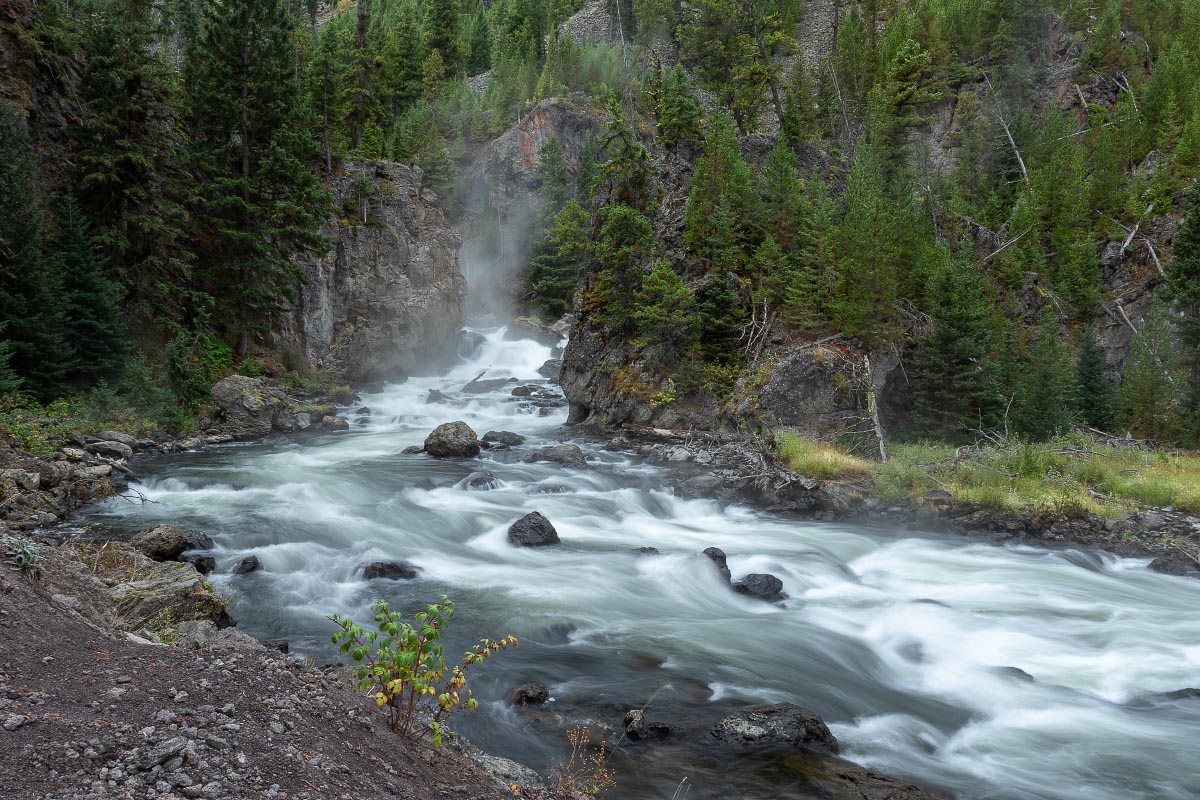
594,425,1200,579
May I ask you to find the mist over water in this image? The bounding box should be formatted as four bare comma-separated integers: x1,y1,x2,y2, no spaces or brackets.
81,328,1200,799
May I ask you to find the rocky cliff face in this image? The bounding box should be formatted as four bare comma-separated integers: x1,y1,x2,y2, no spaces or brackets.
279,159,467,382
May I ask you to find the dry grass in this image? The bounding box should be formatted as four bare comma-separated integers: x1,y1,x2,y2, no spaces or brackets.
777,434,874,480
782,434,1200,518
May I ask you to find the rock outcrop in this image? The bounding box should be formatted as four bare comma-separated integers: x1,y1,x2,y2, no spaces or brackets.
280,159,467,382
210,376,297,438
130,525,214,562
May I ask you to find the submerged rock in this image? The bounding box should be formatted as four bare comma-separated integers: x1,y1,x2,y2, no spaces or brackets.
781,752,950,800
712,703,839,753
458,329,486,359
483,430,526,446
233,556,261,575
703,547,732,583
733,573,787,603
622,709,676,742
361,561,420,580
466,470,501,490
507,512,560,547
424,421,480,458
523,444,587,468
511,683,551,706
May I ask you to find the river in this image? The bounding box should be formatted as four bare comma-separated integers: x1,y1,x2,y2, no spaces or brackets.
80,328,1200,800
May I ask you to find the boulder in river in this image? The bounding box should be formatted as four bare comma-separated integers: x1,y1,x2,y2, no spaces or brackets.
504,317,561,346
511,683,551,706
537,359,562,381
458,329,486,359
622,709,676,741
210,375,293,438
466,470,501,490
507,511,560,547
483,430,526,446
463,377,517,394
703,547,732,583
361,561,420,580
523,444,587,468
511,384,541,397
712,703,839,753
733,573,787,603
180,553,217,575
424,421,481,458
322,416,350,431
402,445,425,454
131,525,215,562
233,556,261,575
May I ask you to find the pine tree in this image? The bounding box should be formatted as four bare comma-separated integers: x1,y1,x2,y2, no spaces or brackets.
1118,299,1183,440
696,271,745,364
1013,310,1078,439
468,10,492,75
595,203,654,329
528,200,591,319
1075,331,1115,430
0,101,70,397
599,97,655,211
0,332,20,394
73,0,192,322
657,66,702,147
831,136,901,345
424,0,466,73
755,139,807,251
48,196,127,386
1164,184,1200,440
634,261,696,365
908,261,1000,441
185,0,331,347
684,113,754,275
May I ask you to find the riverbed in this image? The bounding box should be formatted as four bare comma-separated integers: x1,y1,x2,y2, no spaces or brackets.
80,328,1200,800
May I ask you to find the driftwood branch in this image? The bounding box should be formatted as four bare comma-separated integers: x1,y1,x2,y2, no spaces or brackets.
982,225,1034,264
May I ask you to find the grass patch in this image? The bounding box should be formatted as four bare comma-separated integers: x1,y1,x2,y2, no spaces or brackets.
779,433,1200,517
777,433,874,480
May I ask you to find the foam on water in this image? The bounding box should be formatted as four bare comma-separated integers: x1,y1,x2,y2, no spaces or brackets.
80,326,1200,800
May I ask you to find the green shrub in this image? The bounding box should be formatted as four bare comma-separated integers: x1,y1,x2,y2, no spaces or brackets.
329,598,516,746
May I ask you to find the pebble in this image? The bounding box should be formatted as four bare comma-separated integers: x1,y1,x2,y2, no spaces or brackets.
4,714,28,731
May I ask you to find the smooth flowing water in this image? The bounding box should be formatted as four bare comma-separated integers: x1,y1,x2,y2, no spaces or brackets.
80,328,1200,799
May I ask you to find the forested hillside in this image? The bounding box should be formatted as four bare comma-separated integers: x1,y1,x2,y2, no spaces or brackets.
2,0,1200,448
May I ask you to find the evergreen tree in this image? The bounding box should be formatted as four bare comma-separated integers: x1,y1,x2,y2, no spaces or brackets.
0,101,70,397
696,271,745,363
467,10,492,75
528,200,591,319
1075,331,1115,430
908,261,1000,441
1118,299,1183,440
595,203,654,329
1013,310,1078,439
0,331,20,394
755,139,807,251
599,97,655,211
185,0,331,347
831,135,901,345
634,260,696,365
1164,184,1200,440
424,0,466,73
48,196,127,386
684,113,754,275
73,0,192,322
657,66,702,147
537,137,570,212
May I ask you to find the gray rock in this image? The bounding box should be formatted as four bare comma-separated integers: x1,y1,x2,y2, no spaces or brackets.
233,556,261,575
96,430,138,446
210,376,292,439
462,377,516,394
703,547,732,583
3,715,27,731
0,469,40,491
322,416,350,431
504,318,561,346
537,359,563,380
466,471,501,490
402,445,425,454
511,384,541,397
131,525,215,562
712,703,839,753
733,573,787,603
482,430,526,446
424,421,480,458
360,561,420,580
87,440,134,460
507,512,560,547
292,412,312,430
137,736,188,769
510,683,550,706
180,554,217,575
524,444,587,468
426,389,448,404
